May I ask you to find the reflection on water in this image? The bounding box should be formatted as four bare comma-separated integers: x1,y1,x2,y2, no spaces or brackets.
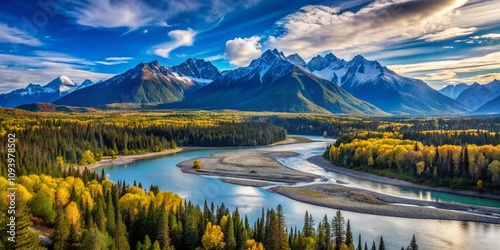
99,135,499,249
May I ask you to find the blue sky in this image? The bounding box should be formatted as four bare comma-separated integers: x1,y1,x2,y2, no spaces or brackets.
0,0,498,93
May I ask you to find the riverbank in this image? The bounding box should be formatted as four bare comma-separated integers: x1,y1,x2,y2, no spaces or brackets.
270,184,500,224
308,155,500,200
78,148,183,172
177,151,319,183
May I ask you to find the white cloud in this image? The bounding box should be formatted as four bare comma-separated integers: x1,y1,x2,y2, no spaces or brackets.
388,52,500,84
95,57,133,65
153,29,196,58
203,54,224,62
420,27,477,42
268,0,469,58
447,73,500,84
69,0,161,30
470,33,500,40
443,46,454,49
0,52,114,93
225,36,262,67
0,23,42,47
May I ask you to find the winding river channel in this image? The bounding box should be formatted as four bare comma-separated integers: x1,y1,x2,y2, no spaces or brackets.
99,136,499,249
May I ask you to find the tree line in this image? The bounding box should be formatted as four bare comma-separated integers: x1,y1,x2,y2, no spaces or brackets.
326,138,500,190
0,117,285,178
0,173,418,250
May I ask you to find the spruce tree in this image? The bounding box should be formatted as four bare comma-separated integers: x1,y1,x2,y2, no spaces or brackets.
332,210,345,250
378,237,385,250
345,220,353,247
224,214,236,250
409,234,418,250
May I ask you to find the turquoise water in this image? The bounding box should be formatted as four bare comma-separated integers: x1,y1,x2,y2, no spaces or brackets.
99,136,500,249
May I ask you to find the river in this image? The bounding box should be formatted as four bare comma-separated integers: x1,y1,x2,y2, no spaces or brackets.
98,136,499,249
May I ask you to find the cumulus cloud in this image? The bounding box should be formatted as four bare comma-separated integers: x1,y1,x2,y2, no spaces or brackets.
0,23,42,47
95,57,134,65
225,36,262,67
153,29,196,58
267,0,468,57
420,27,477,42
388,52,500,84
0,52,114,93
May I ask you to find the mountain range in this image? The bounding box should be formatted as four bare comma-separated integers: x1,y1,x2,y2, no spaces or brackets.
164,49,384,115
3,49,499,116
0,76,94,108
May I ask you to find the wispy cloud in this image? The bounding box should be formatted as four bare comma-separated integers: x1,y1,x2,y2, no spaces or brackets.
470,33,500,40
0,23,42,46
268,0,468,58
388,52,500,84
420,27,477,42
69,0,161,30
67,0,262,30
95,57,134,65
153,29,196,58
0,52,114,93
225,36,262,67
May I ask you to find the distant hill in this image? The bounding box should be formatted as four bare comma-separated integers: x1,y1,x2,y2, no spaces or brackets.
472,95,500,115
16,102,97,112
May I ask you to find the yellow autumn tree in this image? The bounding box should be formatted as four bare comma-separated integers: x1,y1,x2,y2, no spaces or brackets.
66,201,81,227
245,239,264,250
488,160,500,184
202,222,225,250
80,150,96,165
193,159,202,169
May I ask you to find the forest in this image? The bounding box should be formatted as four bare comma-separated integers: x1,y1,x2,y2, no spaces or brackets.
0,172,419,250
0,109,286,177
2,108,499,248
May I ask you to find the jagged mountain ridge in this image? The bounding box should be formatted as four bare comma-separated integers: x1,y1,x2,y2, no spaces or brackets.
455,80,500,110
164,49,385,115
55,61,199,107
171,58,222,86
0,76,90,108
287,53,470,115
439,83,469,99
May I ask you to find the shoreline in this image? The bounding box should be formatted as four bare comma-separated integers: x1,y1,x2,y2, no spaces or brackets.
270,184,500,224
78,148,183,172
308,155,500,201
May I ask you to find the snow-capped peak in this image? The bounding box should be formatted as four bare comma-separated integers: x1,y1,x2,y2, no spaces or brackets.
286,53,307,68
171,58,222,86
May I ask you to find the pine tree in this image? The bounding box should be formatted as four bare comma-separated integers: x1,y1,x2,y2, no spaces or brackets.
371,241,376,250
345,220,353,247
224,214,236,250
378,237,385,250
409,234,418,250
53,205,69,250
357,234,362,250
332,210,345,250
0,199,40,249
115,211,130,250
276,205,290,250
